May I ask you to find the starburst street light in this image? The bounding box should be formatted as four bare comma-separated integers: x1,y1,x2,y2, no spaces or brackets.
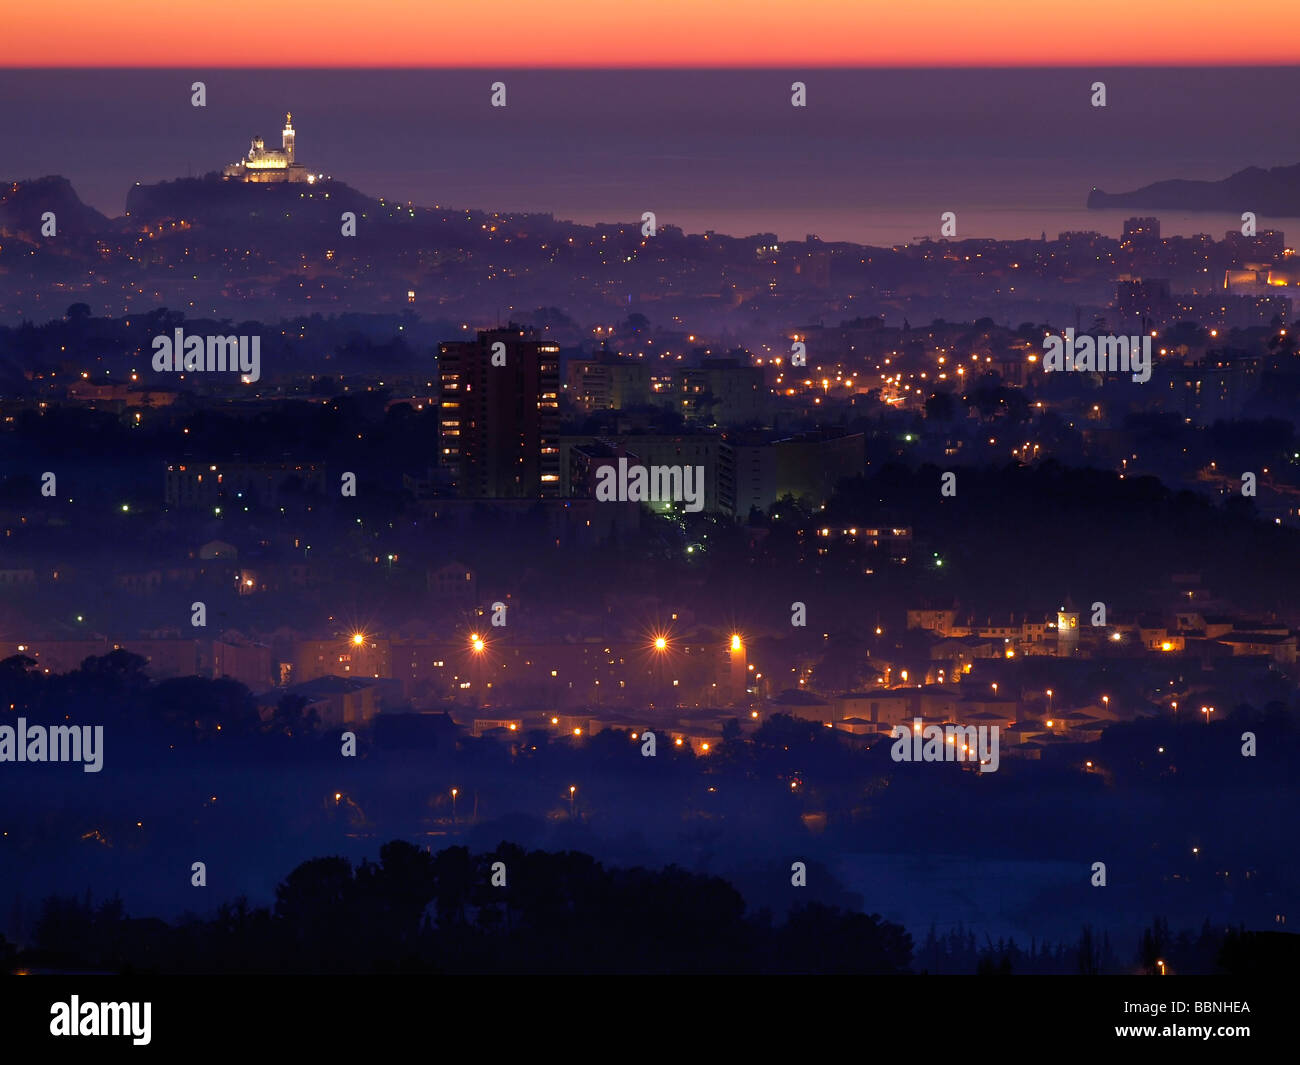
351,633,365,646
653,636,668,651
470,633,485,654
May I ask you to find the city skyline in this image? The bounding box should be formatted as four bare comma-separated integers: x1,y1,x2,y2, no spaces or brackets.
0,12,1295,1004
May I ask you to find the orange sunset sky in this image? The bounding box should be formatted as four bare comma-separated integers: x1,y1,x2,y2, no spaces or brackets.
4,0,1299,67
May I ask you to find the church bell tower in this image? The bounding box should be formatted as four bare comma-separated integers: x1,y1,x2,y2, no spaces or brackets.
282,112,295,164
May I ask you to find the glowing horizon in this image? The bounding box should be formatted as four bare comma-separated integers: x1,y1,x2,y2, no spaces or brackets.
5,0,1299,67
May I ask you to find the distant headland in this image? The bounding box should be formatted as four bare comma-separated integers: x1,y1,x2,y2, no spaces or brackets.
1088,163,1300,216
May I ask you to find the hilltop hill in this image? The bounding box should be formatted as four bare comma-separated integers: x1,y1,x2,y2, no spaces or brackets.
0,175,113,237
1087,163,1300,216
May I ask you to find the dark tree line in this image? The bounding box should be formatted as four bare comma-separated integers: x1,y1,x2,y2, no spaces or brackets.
918,919,1296,976
16,841,913,975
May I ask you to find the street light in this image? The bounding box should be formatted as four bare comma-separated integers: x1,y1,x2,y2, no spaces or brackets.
451,787,458,823
649,634,671,699
569,785,576,818
470,633,485,654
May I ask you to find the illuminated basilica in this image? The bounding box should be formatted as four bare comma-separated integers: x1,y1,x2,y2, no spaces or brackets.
222,113,315,183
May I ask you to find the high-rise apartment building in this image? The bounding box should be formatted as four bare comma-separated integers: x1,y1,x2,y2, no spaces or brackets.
439,327,560,498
